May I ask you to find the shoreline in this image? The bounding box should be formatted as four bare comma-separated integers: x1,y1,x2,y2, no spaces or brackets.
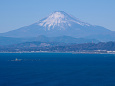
0,51,115,54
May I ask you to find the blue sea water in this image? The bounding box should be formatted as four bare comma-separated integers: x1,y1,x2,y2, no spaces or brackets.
0,53,115,86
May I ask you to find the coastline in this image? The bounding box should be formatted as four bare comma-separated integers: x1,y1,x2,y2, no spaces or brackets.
0,51,115,54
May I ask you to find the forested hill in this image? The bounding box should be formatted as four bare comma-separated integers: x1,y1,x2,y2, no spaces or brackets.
0,41,115,52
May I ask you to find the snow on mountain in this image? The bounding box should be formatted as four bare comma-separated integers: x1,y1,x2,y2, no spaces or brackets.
0,11,114,42
37,11,91,30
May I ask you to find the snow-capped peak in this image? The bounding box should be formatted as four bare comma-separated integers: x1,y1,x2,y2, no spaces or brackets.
37,11,91,30
48,11,65,19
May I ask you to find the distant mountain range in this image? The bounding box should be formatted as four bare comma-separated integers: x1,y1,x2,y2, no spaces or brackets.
0,11,115,42
0,36,99,45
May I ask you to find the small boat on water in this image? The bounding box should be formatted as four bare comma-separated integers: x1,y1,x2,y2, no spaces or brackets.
11,58,22,61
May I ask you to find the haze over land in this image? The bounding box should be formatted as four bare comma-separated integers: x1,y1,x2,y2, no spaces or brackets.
0,0,115,53
0,11,115,42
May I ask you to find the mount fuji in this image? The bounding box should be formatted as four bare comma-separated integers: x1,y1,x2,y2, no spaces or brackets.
0,11,115,41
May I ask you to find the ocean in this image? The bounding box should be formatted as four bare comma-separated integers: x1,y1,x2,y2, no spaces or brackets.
0,53,115,86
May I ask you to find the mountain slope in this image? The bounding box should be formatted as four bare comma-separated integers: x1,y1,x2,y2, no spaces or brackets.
33,35,99,43
0,36,99,45
0,37,27,45
0,11,114,41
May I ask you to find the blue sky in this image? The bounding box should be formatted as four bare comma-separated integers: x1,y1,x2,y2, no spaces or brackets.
0,0,115,33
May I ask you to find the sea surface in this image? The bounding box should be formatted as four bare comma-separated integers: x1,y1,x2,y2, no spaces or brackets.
0,53,115,86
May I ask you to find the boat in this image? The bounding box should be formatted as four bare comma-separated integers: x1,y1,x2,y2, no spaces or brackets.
11,58,22,61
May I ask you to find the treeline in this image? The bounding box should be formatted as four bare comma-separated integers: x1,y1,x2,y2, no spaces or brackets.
0,41,115,52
